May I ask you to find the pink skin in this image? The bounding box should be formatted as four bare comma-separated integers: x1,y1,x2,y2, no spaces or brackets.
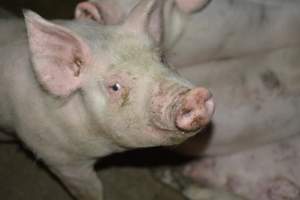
75,1,104,23
76,1,124,24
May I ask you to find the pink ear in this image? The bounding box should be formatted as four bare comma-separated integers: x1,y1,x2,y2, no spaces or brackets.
24,11,91,97
75,2,104,23
124,0,164,44
175,0,209,13
75,1,124,25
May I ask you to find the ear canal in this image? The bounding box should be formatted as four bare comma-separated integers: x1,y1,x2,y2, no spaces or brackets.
24,10,91,97
123,0,164,44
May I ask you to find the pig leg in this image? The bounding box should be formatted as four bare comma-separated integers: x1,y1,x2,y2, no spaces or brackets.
48,160,103,200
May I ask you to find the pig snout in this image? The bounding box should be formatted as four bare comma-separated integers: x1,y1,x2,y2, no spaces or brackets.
175,87,214,132
150,85,214,134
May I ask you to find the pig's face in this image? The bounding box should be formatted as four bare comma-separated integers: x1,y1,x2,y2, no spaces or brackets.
80,25,214,148
80,29,199,147
25,0,214,149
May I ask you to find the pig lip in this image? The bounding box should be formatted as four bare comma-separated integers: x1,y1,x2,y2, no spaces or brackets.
151,123,198,136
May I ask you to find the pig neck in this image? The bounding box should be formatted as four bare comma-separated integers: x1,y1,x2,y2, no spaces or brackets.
0,19,124,159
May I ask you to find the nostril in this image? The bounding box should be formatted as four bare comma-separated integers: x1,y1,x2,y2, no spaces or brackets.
182,108,193,117
175,87,215,132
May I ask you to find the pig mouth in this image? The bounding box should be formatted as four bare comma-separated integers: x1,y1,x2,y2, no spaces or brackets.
151,124,198,136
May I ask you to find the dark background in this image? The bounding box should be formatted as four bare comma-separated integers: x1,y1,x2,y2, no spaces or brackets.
0,0,82,19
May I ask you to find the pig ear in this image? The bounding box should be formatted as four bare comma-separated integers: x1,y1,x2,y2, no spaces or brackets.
175,0,210,13
75,2,104,23
24,10,91,97
75,1,124,25
124,0,164,44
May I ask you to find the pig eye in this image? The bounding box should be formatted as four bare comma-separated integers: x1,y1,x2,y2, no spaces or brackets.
110,83,121,92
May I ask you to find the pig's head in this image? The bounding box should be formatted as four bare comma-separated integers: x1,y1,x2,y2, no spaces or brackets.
24,0,214,149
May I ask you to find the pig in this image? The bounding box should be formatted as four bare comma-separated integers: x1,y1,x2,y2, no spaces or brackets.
75,0,300,67
183,135,300,200
0,0,215,200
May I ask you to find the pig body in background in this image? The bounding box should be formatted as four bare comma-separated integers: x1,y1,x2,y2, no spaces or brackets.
184,135,300,200
178,47,300,155
76,0,300,67
167,0,300,67
0,1,215,200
